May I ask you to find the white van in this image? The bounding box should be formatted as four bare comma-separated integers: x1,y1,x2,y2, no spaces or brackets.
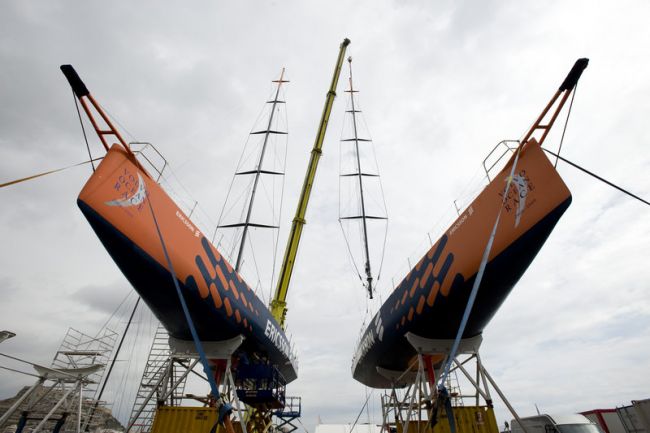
511,414,605,433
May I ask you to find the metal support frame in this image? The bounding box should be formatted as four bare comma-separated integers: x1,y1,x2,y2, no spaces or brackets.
272,396,301,433
379,333,530,433
377,356,430,433
126,334,247,433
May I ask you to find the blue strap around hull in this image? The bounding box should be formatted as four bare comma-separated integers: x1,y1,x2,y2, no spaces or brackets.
145,193,221,398
438,145,524,388
442,388,457,433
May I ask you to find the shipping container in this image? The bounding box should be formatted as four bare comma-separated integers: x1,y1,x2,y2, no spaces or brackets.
394,406,498,433
150,406,244,433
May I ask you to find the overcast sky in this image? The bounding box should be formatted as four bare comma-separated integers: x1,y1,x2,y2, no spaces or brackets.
1,1,649,431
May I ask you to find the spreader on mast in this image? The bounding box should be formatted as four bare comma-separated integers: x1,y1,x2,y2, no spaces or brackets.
339,56,388,299
220,68,289,273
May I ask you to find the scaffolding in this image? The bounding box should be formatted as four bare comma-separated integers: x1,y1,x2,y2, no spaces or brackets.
127,331,302,433
128,323,191,432
0,327,118,433
378,333,526,433
127,335,248,433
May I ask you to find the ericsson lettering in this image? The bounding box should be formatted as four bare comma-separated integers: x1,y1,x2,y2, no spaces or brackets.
176,210,200,237
264,320,294,362
352,324,376,368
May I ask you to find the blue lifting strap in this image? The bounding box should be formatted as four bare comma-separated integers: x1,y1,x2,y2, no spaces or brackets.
146,194,222,399
442,387,457,433
438,144,524,388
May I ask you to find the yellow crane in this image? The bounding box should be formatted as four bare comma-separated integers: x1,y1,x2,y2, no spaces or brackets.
270,38,351,328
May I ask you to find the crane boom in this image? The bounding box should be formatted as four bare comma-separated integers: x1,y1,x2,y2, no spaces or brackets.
270,38,351,328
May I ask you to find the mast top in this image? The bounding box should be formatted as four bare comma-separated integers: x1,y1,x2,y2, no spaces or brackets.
272,67,290,84
345,56,359,94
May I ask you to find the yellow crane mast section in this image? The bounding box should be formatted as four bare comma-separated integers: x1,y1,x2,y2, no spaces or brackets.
270,38,351,328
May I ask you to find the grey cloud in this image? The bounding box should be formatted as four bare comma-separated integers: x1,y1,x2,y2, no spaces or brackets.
74,283,132,315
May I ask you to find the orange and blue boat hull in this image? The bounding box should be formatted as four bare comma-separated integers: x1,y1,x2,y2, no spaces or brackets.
78,145,297,383
352,139,571,388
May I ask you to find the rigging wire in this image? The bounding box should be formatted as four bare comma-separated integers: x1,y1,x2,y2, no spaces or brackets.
338,110,363,283
213,79,289,303
113,304,141,423
350,387,375,432
338,65,389,300
269,96,289,300
387,144,511,297
543,148,650,206
164,167,218,226
365,385,371,426
85,296,142,430
339,219,364,281
360,109,390,286
555,83,577,168
72,89,95,172
212,94,271,245
93,289,134,339
262,83,289,298
376,218,389,284
0,157,103,189
228,178,255,261
98,102,139,144
247,230,264,302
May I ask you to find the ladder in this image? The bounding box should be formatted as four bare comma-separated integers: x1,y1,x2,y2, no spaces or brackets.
128,324,189,432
